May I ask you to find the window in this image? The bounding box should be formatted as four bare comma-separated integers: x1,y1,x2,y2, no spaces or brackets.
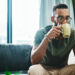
0,0,7,43
12,0,40,45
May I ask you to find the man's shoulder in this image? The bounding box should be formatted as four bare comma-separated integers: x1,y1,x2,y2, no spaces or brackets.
35,25,52,39
38,25,53,33
44,25,53,32
34,25,53,46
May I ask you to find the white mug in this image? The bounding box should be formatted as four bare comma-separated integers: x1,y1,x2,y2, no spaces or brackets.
61,23,71,38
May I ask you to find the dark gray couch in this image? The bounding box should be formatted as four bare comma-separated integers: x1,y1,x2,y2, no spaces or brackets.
0,44,32,74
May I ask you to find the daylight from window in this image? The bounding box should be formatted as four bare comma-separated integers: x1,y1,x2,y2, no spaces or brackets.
12,0,40,45
0,0,7,43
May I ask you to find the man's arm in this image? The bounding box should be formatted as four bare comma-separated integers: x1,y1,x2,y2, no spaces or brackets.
31,36,49,64
73,47,75,56
31,26,62,64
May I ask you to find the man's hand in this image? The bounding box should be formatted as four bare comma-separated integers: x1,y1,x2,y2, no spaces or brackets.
46,26,62,40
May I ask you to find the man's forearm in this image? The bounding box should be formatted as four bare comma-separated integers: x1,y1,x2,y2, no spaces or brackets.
31,36,50,64
31,26,61,64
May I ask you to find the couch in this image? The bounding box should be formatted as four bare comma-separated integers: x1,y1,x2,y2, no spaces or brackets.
0,44,32,74
0,44,75,75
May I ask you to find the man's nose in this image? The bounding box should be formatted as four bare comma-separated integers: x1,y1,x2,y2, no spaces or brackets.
62,19,67,24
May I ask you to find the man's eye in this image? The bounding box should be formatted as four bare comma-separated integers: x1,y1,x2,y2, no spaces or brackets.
58,17,63,20
66,17,70,20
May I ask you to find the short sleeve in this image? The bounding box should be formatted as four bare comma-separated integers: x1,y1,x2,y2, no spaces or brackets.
34,29,45,46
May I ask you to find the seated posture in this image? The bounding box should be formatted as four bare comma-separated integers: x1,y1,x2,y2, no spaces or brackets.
28,4,75,75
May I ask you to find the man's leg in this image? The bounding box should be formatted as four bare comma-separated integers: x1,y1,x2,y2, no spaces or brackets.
58,64,75,75
28,64,50,75
28,64,59,75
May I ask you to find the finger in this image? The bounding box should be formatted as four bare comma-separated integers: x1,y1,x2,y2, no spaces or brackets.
53,30,61,37
54,33,60,38
56,26,62,30
53,26,62,31
54,28,61,33
56,33,60,36
52,31,59,37
55,33,59,38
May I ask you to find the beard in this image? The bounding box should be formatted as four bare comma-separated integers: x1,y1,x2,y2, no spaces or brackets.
54,21,58,26
54,21,63,26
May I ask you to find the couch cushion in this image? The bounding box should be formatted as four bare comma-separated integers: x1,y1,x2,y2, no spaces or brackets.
0,44,32,71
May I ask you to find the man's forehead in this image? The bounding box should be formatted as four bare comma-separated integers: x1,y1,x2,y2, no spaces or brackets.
54,8,70,16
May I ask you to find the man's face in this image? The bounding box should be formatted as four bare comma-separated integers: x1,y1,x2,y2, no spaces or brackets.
54,8,71,25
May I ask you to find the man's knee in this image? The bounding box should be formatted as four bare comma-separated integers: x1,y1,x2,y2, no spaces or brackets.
58,64,75,75
28,64,49,75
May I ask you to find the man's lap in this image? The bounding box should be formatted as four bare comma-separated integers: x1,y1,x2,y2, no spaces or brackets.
28,64,75,75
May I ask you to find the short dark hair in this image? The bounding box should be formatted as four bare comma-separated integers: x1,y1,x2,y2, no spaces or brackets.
53,4,68,12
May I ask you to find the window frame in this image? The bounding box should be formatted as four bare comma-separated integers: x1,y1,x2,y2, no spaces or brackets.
7,0,12,43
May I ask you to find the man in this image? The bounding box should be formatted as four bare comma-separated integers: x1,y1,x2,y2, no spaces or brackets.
28,4,75,75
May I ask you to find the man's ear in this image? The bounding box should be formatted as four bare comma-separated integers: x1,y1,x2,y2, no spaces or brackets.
51,16,54,22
